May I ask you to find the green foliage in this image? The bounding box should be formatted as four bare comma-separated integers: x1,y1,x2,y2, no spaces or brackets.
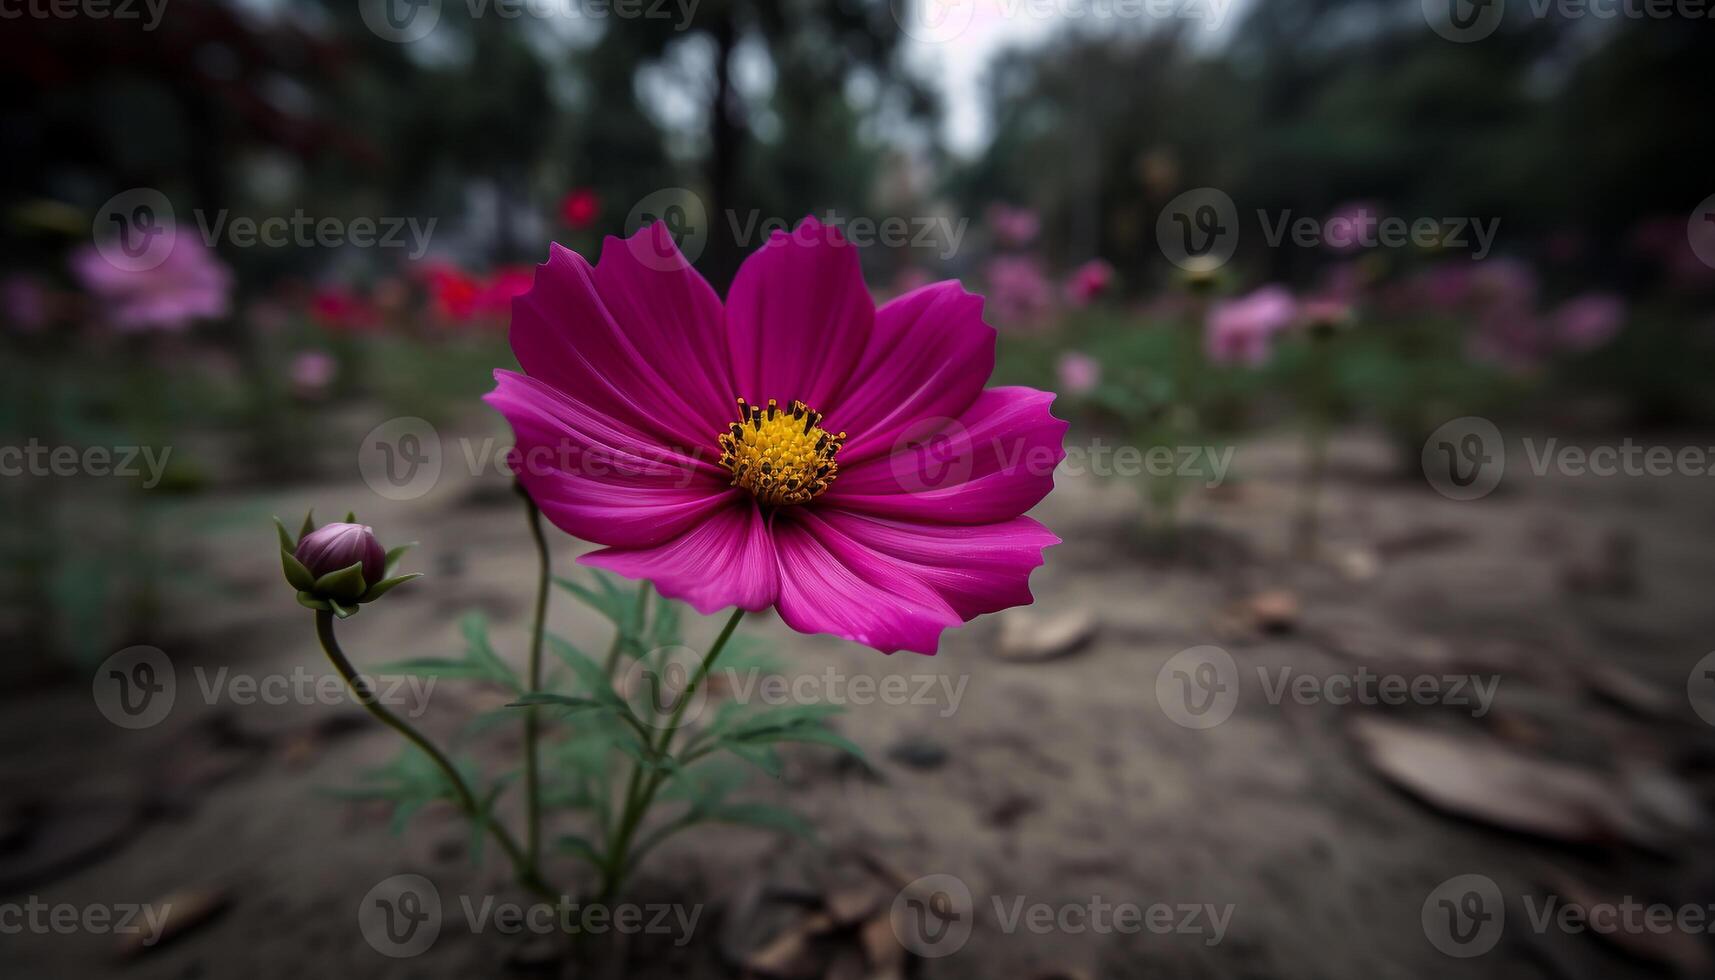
326,745,492,839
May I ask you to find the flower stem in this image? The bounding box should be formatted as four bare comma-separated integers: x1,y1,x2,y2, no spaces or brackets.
314,610,550,900
519,481,552,869
599,607,744,900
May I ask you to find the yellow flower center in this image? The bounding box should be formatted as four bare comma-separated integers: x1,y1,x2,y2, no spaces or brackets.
718,398,846,506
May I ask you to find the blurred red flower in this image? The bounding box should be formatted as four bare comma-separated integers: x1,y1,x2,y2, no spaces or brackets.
311,286,380,332
560,188,600,229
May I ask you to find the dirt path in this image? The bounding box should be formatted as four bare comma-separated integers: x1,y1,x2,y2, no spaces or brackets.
5,424,1713,979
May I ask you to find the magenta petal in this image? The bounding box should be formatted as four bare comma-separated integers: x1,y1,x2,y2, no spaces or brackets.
725,216,874,411
772,511,960,655
591,222,737,434
509,228,729,453
485,369,733,549
831,281,996,466
579,499,780,615
814,509,1057,622
824,387,1067,525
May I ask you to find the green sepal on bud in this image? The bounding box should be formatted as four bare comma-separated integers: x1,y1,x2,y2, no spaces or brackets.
276,512,421,617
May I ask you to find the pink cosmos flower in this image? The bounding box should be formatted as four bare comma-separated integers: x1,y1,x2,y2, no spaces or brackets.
1552,293,1625,352
987,204,1040,248
1063,259,1114,308
71,233,232,332
1206,286,1296,366
290,350,337,396
1057,352,1101,394
983,255,1054,328
486,217,1065,654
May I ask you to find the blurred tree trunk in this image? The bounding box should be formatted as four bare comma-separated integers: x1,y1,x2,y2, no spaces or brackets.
705,13,742,293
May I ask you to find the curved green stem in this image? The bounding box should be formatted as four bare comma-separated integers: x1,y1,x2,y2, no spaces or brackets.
314,610,551,900
519,482,552,868
599,607,744,900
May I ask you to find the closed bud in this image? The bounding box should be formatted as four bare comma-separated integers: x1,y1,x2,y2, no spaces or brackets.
277,512,419,618
296,523,386,582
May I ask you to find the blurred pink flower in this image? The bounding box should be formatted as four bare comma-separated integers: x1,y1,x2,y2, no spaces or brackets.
71,233,232,332
1063,259,1114,308
987,204,1040,248
984,255,1054,327
1057,351,1101,394
1553,293,1625,352
1298,296,1353,331
1468,257,1538,311
1323,202,1379,253
1206,286,1296,366
2,274,50,332
1467,311,1551,374
290,350,337,396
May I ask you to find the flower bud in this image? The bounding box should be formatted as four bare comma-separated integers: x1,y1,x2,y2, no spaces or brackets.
295,522,386,583
277,512,418,618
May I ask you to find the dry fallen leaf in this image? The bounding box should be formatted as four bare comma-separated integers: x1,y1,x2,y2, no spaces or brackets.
993,608,1097,661
1538,871,1712,976
1245,589,1299,634
115,884,230,957
1351,718,1631,845
745,912,835,980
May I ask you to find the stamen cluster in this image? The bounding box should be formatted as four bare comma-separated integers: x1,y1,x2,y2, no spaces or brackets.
718,398,845,506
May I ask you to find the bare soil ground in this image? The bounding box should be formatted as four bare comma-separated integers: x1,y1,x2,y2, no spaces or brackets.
5,423,1714,979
